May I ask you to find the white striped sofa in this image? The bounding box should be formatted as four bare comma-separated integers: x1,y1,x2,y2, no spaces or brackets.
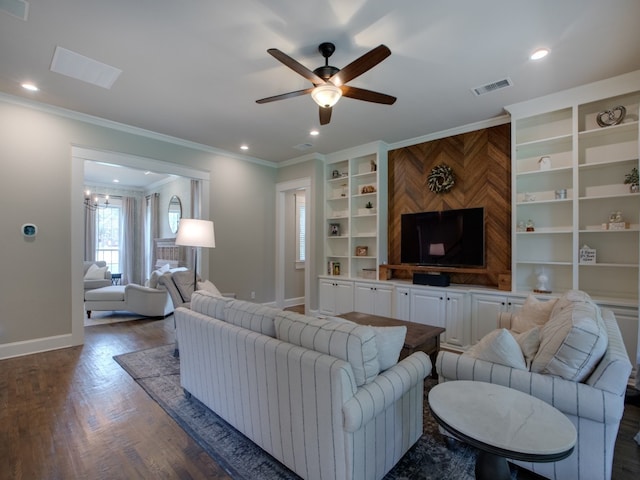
175,291,432,480
436,307,631,480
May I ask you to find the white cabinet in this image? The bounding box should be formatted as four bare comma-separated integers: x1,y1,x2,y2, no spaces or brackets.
353,281,393,317
597,302,639,370
470,293,527,344
410,288,469,348
323,143,388,280
318,278,354,315
395,287,411,321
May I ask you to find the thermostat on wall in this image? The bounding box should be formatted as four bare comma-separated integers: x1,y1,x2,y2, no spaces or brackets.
22,223,37,237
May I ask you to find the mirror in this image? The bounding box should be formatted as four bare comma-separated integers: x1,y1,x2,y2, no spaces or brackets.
168,195,182,234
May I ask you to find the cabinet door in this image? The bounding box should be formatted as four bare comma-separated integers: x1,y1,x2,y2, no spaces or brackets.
354,282,376,315
599,304,639,368
444,293,468,347
318,279,337,315
471,294,508,344
373,285,393,318
334,280,354,315
410,289,445,328
395,287,411,321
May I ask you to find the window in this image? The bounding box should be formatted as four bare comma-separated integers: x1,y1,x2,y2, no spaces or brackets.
295,192,305,266
95,199,122,274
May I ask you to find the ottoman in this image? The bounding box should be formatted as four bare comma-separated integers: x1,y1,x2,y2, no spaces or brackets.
84,285,126,318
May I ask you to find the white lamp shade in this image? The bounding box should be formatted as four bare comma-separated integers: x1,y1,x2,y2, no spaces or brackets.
311,84,342,108
175,219,215,248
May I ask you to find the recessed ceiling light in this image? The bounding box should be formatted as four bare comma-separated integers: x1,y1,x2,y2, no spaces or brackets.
240,145,249,150
21,82,39,91
310,129,319,136
113,179,120,183
530,48,550,60
144,171,152,175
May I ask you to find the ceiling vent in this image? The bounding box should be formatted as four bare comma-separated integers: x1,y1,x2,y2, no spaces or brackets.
0,0,29,20
50,46,122,89
293,143,314,151
471,77,513,96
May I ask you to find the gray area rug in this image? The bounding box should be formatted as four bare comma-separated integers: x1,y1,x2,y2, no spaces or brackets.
114,345,503,480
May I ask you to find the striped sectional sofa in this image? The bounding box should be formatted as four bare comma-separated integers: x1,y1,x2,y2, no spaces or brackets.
175,291,432,480
436,296,631,480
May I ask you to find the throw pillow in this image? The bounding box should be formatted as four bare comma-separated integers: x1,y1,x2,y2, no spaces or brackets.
370,326,407,371
531,293,607,382
84,263,107,280
511,295,558,333
464,328,527,370
148,269,163,289
512,327,541,369
197,280,222,297
327,316,406,371
275,311,379,386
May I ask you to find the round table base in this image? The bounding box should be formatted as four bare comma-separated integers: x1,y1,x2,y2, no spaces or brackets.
476,451,511,480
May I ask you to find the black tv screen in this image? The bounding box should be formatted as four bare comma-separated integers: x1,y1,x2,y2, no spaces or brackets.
400,207,485,267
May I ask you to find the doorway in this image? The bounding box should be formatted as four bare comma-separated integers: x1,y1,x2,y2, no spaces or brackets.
275,178,311,313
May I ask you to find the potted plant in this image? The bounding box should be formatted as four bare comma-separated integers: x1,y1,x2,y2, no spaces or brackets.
624,167,639,193
365,201,373,209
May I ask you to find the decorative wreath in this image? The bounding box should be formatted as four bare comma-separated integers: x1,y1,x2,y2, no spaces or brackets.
428,164,455,193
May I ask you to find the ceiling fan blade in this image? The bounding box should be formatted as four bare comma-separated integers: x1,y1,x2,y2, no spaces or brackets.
267,48,326,85
319,106,332,125
340,86,396,105
256,88,313,104
329,44,391,86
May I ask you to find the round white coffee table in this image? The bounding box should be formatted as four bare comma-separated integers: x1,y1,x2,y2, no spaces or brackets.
429,380,577,480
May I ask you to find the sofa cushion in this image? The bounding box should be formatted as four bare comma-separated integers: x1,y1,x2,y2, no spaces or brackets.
464,328,527,370
513,327,541,368
225,300,279,337
275,311,380,386
84,263,107,280
84,285,125,301
511,295,557,333
190,290,234,321
531,290,607,382
329,316,405,371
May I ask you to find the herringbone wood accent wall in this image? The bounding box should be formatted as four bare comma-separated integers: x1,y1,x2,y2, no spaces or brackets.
388,124,511,287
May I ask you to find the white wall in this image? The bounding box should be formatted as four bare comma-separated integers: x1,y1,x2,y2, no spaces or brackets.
0,97,277,359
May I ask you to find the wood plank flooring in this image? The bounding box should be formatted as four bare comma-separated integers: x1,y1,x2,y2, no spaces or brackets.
1,316,639,479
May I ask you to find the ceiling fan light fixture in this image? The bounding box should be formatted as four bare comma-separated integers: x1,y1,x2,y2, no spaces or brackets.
311,84,342,108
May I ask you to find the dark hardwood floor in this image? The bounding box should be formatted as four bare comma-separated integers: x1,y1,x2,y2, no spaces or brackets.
1,316,638,480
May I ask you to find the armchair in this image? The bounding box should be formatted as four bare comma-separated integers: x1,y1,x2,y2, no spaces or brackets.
83,260,112,291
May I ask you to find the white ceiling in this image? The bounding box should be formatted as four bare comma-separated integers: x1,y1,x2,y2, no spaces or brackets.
2,0,640,167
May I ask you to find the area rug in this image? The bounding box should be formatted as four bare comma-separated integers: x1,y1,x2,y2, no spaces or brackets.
114,345,508,480
84,310,148,326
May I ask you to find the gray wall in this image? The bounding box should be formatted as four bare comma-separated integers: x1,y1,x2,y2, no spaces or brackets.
0,97,276,357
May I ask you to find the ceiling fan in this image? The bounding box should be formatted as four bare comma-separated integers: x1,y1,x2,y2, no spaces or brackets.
256,42,396,125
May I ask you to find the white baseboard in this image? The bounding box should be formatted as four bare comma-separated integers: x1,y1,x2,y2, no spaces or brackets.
0,334,74,360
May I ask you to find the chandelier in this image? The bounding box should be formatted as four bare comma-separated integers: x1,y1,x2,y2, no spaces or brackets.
84,190,110,211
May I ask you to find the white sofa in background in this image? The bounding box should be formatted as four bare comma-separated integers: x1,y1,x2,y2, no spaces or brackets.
175,291,432,480
436,291,632,480
84,284,174,318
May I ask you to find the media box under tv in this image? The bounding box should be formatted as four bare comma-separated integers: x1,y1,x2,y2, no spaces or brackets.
413,272,450,287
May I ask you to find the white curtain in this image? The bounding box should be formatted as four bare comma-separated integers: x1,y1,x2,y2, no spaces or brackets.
121,196,136,284
84,207,96,261
146,193,160,278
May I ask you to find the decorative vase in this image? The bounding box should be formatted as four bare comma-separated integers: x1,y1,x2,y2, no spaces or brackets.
630,184,639,194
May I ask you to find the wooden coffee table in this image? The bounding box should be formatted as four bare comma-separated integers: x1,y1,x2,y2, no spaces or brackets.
429,380,577,480
337,312,445,368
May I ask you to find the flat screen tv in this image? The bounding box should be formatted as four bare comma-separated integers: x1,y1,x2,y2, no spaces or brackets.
400,207,485,268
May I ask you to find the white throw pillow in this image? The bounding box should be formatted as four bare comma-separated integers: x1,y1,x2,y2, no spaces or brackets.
531,293,607,382
513,327,541,369
197,280,221,297
84,263,107,280
511,295,558,333
158,263,171,273
370,326,407,371
464,328,527,370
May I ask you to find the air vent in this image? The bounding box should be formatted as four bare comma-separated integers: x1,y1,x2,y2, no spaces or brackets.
471,77,513,96
0,0,29,20
293,143,313,151
50,46,122,89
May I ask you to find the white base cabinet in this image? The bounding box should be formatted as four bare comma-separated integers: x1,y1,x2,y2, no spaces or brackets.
318,278,354,315
353,281,393,317
409,288,469,348
470,293,527,344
